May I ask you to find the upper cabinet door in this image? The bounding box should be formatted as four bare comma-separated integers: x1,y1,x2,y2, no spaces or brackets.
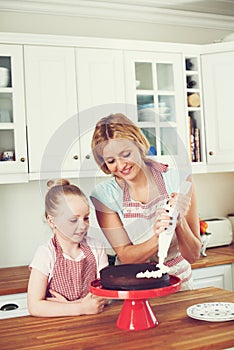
0,44,28,182
202,51,234,166
24,46,79,179
124,51,189,169
75,48,126,174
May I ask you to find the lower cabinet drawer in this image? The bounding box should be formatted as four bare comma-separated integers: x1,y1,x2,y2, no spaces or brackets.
192,264,233,291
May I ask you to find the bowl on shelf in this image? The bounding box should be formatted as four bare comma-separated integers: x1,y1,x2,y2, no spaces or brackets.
159,113,170,121
158,103,170,121
138,103,156,122
138,108,156,122
159,106,169,113
0,67,10,87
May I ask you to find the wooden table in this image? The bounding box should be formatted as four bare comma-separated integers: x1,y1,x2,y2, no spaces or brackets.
0,287,233,350
0,244,233,296
0,265,30,295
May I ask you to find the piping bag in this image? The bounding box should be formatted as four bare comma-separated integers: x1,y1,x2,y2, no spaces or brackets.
157,181,192,270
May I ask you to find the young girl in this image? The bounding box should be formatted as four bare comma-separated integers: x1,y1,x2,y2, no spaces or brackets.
91,113,201,290
28,179,108,317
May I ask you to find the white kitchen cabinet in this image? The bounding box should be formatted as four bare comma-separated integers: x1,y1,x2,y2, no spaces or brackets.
192,264,233,291
75,48,126,175
124,51,190,169
201,50,234,168
24,45,79,180
1,33,234,183
0,44,28,183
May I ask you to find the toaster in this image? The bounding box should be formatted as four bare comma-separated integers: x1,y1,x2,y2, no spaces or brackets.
203,217,233,248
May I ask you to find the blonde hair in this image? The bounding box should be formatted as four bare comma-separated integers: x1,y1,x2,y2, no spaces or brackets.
45,179,88,218
91,114,150,174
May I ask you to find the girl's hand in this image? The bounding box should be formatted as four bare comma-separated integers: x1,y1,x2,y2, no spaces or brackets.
46,290,108,314
46,290,68,303
80,293,108,315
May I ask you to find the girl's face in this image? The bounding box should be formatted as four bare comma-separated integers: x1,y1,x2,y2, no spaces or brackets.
102,138,144,180
52,195,90,244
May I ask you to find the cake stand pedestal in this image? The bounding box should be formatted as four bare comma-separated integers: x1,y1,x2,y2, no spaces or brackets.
90,275,181,331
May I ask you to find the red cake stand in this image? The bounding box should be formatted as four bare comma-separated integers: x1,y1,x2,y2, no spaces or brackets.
90,275,181,331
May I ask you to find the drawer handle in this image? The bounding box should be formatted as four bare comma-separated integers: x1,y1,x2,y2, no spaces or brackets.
73,155,79,160
209,151,214,156
85,155,90,159
20,157,26,162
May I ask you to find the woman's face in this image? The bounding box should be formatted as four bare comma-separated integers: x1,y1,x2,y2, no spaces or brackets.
102,138,144,180
52,195,90,243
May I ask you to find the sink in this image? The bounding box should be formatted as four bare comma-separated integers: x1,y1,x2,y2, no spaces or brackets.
0,293,29,319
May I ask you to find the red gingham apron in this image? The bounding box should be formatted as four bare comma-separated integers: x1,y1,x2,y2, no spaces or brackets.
122,161,169,245
47,236,97,301
122,161,193,290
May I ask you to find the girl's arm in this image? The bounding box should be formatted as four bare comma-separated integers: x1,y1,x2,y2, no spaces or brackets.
92,197,161,264
27,268,106,317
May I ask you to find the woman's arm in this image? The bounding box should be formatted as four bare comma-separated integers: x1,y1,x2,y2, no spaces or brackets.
175,180,201,263
27,268,106,317
92,178,201,265
92,197,160,263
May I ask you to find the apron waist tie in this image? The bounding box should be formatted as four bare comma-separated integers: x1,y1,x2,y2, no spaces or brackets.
165,254,184,267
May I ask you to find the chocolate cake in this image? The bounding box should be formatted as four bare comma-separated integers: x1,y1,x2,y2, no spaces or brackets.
100,263,170,291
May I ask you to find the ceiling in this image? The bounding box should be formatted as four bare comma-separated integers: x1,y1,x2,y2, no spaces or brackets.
0,0,234,29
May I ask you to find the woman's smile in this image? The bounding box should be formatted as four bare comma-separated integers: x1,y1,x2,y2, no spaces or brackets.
119,165,133,176
102,138,143,180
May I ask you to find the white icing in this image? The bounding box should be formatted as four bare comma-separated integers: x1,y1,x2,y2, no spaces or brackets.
136,264,170,279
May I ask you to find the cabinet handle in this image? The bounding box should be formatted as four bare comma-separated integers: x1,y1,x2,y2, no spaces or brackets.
73,155,79,160
20,157,26,162
209,151,214,156
85,155,90,159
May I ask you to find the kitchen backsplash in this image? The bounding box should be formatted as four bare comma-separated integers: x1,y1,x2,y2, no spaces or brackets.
193,172,234,218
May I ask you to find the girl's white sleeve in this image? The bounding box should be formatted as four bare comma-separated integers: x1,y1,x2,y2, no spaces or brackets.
29,244,54,278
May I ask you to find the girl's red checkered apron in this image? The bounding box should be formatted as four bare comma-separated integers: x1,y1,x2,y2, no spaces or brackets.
47,236,97,300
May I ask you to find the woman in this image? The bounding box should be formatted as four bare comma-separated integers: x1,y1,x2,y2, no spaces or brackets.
90,113,201,290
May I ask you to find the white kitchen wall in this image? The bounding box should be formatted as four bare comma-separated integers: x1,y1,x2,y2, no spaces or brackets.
0,177,110,268
193,172,234,218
